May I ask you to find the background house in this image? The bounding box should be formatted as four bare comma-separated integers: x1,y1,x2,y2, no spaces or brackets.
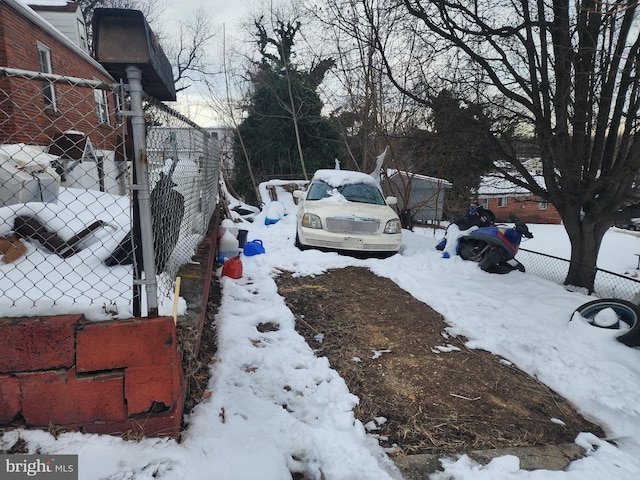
28,0,89,53
476,175,561,224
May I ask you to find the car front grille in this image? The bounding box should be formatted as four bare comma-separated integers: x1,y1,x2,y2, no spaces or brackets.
308,238,344,248
325,216,380,234
362,243,399,250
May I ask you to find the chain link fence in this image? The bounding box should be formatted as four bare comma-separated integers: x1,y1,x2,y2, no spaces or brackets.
0,67,219,320
142,98,219,313
518,247,640,301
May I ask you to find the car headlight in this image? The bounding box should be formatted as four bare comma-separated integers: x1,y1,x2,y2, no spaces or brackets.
302,213,323,229
384,219,402,234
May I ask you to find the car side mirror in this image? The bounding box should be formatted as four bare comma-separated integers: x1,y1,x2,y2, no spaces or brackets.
386,196,397,206
293,190,304,199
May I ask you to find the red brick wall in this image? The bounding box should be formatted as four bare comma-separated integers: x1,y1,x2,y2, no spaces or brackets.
0,3,119,149
0,7,7,66
0,315,185,438
484,195,561,224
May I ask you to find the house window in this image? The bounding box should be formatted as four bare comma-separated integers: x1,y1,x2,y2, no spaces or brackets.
78,18,88,52
498,197,508,207
538,197,548,210
37,42,56,110
95,88,110,125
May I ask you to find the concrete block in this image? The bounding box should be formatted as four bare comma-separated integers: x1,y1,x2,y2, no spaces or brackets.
20,368,127,425
81,393,184,438
124,362,184,415
76,316,176,372
0,315,80,373
0,375,21,423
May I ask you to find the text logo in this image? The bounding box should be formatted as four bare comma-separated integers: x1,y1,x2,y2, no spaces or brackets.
0,455,78,480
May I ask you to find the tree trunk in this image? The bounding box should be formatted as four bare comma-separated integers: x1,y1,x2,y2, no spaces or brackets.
562,214,610,293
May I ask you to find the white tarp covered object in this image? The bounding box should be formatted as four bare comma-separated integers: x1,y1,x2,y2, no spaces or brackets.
0,144,61,206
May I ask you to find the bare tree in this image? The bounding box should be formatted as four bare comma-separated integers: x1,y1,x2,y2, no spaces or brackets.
305,0,428,173
165,8,216,94
216,24,260,202
370,0,640,292
300,0,458,232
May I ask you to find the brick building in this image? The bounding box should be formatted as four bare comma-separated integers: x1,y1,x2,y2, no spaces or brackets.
0,0,120,157
477,175,562,224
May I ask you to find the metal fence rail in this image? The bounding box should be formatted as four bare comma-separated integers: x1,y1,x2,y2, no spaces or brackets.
518,247,640,301
0,68,219,320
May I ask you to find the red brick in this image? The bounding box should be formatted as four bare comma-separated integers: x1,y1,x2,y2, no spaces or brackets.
80,393,184,438
0,375,21,423
124,361,184,415
0,4,120,148
0,315,80,373
76,317,177,373
20,368,127,425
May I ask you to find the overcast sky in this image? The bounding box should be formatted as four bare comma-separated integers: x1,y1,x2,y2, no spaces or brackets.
166,0,266,35
161,0,290,127
24,0,290,127
28,0,264,38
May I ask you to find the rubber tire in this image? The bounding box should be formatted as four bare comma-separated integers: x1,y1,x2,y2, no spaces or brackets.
478,248,503,272
574,298,640,347
477,253,494,272
459,240,484,262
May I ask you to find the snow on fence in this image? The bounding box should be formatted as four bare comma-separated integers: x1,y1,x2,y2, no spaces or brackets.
0,68,219,320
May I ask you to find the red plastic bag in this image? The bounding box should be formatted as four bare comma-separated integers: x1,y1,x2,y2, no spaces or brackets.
222,255,243,279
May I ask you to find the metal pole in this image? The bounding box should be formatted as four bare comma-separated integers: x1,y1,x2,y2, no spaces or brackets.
126,66,158,317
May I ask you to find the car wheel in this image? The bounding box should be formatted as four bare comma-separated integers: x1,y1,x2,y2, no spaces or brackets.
295,232,308,251
573,298,640,347
629,224,638,231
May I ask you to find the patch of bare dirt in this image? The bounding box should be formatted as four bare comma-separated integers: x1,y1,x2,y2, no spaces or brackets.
275,266,604,457
178,278,221,419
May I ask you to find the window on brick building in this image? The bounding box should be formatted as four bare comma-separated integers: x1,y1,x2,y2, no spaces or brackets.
37,42,56,111
498,197,507,207
538,197,548,210
94,88,110,125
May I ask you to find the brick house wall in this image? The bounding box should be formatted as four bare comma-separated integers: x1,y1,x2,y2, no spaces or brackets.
481,194,561,224
477,173,562,224
0,0,119,150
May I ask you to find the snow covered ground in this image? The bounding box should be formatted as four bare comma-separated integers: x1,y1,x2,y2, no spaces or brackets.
2,190,640,479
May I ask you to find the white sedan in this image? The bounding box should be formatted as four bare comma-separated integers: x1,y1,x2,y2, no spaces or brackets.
293,169,402,257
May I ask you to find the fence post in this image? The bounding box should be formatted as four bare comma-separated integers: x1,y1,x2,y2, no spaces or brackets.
126,66,158,317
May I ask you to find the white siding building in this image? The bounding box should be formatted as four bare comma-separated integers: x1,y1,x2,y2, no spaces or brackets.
27,1,88,53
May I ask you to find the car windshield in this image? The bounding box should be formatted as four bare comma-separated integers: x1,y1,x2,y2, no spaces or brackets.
306,180,386,205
